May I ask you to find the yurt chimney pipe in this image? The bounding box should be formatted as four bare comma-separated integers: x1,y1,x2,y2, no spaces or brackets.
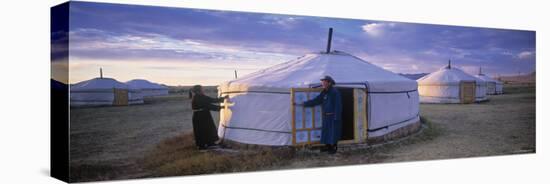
326,27,333,54
234,70,238,79
100,68,103,79
447,59,451,69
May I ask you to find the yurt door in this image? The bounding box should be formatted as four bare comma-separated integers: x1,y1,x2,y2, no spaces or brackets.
113,89,129,106
460,82,476,103
291,88,324,145
337,88,368,144
290,88,368,145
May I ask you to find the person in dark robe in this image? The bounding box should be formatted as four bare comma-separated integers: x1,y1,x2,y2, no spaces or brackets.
296,76,342,154
189,85,228,150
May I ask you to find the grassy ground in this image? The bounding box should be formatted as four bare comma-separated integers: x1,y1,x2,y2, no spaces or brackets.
68,85,535,182
69,92,219,182
139,133,296,177
382,85,535,162
137,115,443,178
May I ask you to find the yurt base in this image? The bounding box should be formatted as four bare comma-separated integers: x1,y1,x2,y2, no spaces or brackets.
219,119,423,151
366,119,422,145
419,96,490,104
476,98,490,103
218,139,294,151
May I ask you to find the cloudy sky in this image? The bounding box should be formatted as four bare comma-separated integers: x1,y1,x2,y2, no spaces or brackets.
54,1,536,85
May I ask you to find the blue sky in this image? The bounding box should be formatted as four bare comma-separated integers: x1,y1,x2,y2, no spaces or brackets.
58,1,536,85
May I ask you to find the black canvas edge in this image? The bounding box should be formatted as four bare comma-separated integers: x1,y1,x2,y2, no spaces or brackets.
51,1,70,183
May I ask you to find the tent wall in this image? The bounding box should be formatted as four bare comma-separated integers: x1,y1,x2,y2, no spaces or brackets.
486,82,497,95
368,91,419,130
418,85,461,103
368,116,420,137
475,82,488,102
475,74,501,95
70,90,115,106
496,83,504,94
218,92,292,146
128,90,144,104
218,87,419,146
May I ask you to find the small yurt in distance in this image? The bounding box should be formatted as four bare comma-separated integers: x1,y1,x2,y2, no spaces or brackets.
70,72,143,106
475,68,503,95
126,79,169,97
218,47,420,146
495,80,503,94
417,61,487,104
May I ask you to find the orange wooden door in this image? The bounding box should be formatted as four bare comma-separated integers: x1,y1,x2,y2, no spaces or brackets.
113,89,129,106
460,82,475,103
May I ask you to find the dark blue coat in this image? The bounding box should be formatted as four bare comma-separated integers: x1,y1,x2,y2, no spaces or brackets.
303,87,342,144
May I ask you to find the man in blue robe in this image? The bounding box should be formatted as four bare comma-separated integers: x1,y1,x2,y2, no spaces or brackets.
297,75,342,154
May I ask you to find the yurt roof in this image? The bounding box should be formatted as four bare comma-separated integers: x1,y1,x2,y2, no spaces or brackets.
417,66,483,85
71,77,130,91
475,74,502,84
126,79,167,89
220,51,416,93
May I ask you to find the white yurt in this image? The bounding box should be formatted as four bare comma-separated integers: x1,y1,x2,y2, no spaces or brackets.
126,79,169,97
70,76,143,106
417,62,488,103
495,80,503,94
217,50,420,146
475,69,503,95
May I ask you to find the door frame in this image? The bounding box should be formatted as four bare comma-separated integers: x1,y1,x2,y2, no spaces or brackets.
353,88,368,143
113,88,129,106
460,81,476,104
290,87,368,146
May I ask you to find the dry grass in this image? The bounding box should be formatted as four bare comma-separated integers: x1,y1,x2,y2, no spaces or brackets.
138,118,443,176
140,133,295,177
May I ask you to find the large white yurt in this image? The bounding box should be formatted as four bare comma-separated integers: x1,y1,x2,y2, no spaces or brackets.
126,79,169,97
217,50,420,146
417,62,488,103
70,77,143,106
475,69,503,95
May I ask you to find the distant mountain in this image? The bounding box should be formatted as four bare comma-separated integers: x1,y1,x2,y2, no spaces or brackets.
399,73,429,80
498,71,535,84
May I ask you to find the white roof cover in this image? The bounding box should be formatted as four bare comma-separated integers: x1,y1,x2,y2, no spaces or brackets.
418,66,484,85
220,51,416,93
71,77,130,91
126,79,168,89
